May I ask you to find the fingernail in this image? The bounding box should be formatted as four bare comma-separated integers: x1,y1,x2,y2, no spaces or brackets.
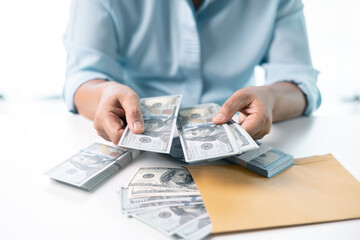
213,113,225,122
133,121,143,131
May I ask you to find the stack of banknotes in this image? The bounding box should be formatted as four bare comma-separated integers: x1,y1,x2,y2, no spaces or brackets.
118,167,212,240
176,104,259,162
119,95,259,163
46,143,140,191
119,95,183,153
227,142,294,178
170,118,259,163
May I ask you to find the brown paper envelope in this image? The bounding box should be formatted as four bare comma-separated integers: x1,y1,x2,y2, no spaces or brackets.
186,154,360,234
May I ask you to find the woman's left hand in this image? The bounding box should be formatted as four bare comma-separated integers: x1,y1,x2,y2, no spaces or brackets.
212,82,307,140
212,86,275,140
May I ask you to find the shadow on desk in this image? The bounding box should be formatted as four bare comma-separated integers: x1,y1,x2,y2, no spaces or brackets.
262,117,315,151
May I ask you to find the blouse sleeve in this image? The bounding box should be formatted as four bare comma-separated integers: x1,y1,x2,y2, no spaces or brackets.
261,0,321,116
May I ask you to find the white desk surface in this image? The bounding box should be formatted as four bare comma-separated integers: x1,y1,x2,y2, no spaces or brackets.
1,102,360,240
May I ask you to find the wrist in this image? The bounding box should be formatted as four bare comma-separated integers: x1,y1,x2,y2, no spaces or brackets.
74,79,122,119
266,82,307,122
260,85,277,121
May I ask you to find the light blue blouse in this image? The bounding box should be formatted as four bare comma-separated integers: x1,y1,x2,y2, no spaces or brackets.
63,0,321,115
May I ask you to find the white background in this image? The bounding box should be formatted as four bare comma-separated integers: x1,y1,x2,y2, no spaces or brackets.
0,2,359,240
0,0,360,115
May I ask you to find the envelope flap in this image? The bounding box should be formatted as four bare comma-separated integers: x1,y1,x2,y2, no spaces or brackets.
294,153,333,165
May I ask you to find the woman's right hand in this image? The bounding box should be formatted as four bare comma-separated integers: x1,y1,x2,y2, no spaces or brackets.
74,80,144,144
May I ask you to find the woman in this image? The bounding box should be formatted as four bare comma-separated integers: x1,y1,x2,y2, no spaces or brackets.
63,0,321,144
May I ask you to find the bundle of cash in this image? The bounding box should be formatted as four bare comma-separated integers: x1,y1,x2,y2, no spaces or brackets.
118,96,258,163
227,142,294,178
46,143,140,191
173,103,258,163
118,167,212,239
176,103,259,162
119,95,182,153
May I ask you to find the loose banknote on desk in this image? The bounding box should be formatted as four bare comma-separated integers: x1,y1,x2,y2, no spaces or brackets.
46,143,140,191
118,167,212,239
119,95,182,153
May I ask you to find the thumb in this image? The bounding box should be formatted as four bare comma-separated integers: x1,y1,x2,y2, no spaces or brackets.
119,92,144,134
212,92,252,124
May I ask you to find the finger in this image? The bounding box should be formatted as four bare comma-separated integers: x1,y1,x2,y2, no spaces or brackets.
111,107,125,116
238,112,247,125
119,92,144,134
240,113,262,139
102,112,126,145
213,91,253,124
96,129,111,142
241,113,271,140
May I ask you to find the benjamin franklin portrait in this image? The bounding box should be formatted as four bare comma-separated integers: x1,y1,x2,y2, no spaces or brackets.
143,118,172,143
69,154,112,177
169,205,206,225
160,168,194,188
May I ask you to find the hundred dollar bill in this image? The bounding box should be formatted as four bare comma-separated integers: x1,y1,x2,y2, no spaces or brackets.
175,214,212,239
177,103,240,162
46,143,136,191
119,167,211,239
132,204,208,236
119,95,182,153
128,167,198,190
128,186,200,198
228,119,258,152
119,187,202,204
119,191,203,214
124,201,203,215
119,187,202,213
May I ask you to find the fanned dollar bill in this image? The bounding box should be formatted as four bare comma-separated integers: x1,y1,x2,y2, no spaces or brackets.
174,214,212,239
228,119,258,153
128,186,200,198
227,142,294,178
119,95,182,153
127,167,200,198
119,187,202,204
128,167,198,190
46,143,139,191
118,167,211,239
177,103,240,162
133,205,208,236
118,188,202,214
